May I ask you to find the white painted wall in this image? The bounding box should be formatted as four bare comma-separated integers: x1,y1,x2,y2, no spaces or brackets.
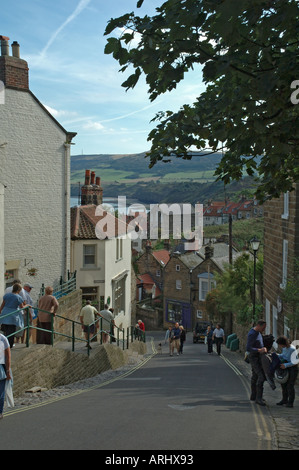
0,88,71,302
71,235,132,331
104,236,132,331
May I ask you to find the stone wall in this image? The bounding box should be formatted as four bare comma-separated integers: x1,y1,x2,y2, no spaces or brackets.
11,340,147,398
53,289,82,343
263,185,299,339
135,304,163,330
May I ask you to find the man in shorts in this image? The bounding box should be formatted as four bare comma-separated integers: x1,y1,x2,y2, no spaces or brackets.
80,300,100,349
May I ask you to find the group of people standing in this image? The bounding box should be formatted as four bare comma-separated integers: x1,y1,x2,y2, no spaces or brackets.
0,279,34,419
134,319,145,341
165,322,186,356
205,324,225,355
165,322,225,357
0,280,34,347
80,301,116,348
246,319,298,408
0,279,61,347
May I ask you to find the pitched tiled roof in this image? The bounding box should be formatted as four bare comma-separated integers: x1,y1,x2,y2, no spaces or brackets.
222,202,240,215
137,273,162,296
237,200,253,211
152,249,170,267
71,205,128,240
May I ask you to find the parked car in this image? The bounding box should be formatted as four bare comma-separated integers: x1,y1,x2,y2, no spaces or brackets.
193,321,211,343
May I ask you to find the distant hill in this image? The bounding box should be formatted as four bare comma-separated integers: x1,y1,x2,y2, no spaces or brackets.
71,151,223,184
70,152,258,204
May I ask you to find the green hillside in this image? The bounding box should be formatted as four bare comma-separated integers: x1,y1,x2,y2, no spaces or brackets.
70,152,258,204
71,152,223,184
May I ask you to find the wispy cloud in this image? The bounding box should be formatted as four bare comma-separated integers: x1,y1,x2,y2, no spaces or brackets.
40,0,92,57
98,101,162,124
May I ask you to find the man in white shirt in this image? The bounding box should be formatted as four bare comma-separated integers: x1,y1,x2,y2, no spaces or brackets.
21,284,34,344
212,324,225,356
99,304,115,344
80,300,99,349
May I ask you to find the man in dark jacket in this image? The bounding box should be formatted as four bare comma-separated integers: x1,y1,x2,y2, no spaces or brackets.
246,320,267,406
170,322,181,356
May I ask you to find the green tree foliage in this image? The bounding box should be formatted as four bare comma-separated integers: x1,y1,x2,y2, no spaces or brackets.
104,0,299,201
205,253,263,325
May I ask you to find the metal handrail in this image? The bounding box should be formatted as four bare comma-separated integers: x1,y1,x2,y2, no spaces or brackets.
0,306,145,356
39,271,77,300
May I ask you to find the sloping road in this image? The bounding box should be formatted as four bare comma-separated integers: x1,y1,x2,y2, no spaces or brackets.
0,332,273,451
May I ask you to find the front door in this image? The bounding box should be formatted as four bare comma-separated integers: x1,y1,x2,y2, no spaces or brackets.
182,304,191,330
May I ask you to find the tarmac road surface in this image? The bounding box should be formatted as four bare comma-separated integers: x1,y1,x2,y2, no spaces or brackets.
0,332,274,451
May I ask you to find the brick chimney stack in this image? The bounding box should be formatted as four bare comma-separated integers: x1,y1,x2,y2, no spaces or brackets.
0,36,29,90
81,169,103,206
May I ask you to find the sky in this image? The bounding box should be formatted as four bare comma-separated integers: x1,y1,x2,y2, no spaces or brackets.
2,0,204,156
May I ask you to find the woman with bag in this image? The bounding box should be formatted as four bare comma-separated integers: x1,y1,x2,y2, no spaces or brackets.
0,332,12,419
275,336,298,408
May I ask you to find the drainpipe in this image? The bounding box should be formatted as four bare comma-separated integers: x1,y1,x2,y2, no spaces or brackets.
0,142,7,298
0,183,4,298
64,142,71,281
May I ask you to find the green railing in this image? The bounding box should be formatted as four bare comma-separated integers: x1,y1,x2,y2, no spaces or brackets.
0,307,145,356
39,271,77,300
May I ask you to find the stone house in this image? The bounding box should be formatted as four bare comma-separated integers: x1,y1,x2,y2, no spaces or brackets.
163,250,204,329
0,36,76,301
203,198,264,226
263,185,299,339
163,243,242,331
135,241,170,293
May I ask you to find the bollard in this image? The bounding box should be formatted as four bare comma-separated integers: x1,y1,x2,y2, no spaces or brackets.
226,333,237,348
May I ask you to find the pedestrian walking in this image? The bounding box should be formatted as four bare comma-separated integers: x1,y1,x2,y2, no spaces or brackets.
275,336,298,408
212,324,225,356
165,326,172,355
99,304,115,344
80,300,100,349
179,325,186,354
246,320,267,406
170,322,181,356
206,325,213,354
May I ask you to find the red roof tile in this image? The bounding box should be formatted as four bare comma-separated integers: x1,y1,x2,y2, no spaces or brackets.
152,249,170,267
71,205,129,240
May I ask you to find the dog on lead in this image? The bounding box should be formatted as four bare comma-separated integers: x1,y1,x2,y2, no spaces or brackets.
157,343,162,355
